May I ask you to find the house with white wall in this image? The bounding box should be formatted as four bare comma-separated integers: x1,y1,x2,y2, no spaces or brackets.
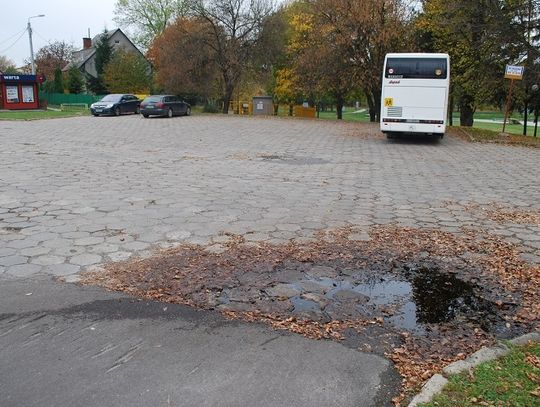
63,29,150,78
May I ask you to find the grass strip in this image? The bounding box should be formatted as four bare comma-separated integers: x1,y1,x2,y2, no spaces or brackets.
0,109,88,120
420,342,540,407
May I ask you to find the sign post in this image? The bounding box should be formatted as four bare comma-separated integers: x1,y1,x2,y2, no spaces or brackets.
503,65,524,133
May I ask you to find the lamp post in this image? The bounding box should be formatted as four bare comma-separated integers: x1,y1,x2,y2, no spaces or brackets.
27,14,45,75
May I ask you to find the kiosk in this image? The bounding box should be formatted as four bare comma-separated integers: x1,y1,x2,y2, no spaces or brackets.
0,74,44,110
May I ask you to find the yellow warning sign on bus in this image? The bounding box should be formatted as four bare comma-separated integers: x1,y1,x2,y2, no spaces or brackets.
384,98,394,107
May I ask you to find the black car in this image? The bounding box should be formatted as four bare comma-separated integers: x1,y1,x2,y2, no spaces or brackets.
90,94,141,116
140,95,191,118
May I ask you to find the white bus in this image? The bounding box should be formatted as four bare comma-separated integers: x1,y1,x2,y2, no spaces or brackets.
380,53,450,139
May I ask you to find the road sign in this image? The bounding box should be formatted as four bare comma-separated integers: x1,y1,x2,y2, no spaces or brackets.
505,65,524,80
503,65,525,132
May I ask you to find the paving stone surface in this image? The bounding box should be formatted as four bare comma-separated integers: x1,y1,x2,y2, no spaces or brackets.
0,115,539,278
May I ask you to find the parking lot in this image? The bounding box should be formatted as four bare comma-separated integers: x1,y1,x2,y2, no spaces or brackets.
1,114,539,279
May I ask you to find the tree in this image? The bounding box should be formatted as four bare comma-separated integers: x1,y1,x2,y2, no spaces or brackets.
87,30,115,94
148,18,218,100
0,55,18,73
192,0,276,113
114,0,187,48
277,0,409,121
94,31,115,77
67,66,84,94
53,67,64,93
284,1,357,120
304,0,411,121
416,0,523,126
34,41,74,80
103,49,152,93
508,1,540,132
273,68,300,115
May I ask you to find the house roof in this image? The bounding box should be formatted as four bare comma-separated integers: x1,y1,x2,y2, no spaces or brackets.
62,28,148,72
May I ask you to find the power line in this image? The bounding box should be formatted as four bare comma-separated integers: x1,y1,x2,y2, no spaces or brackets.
33,29,51,45
0,28,27,47
0,28,28,55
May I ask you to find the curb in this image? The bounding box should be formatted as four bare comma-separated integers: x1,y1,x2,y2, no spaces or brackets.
407,330,540,407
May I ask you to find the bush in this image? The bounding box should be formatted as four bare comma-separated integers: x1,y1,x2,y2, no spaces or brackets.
203,103,219,113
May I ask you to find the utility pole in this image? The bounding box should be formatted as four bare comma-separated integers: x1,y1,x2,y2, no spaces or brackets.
27,14,45,75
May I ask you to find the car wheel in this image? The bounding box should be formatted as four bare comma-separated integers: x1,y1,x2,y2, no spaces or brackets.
142,114,149,118
92,113,99,117
185,107,191,116
136,106,140,114
167,108,173,118
114,107,120,116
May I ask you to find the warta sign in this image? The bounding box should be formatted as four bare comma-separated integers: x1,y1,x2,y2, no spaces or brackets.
505,65,524,80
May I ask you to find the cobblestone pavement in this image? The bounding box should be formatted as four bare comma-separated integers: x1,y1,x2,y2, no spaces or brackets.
1,115,539,279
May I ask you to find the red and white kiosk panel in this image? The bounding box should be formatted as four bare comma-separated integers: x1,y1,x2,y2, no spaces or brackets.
0,74,44,110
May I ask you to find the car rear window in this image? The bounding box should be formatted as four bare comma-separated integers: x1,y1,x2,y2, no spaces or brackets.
143,96,162,103
101,94,122,102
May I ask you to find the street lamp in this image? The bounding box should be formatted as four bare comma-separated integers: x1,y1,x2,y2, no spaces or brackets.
28,14,45,75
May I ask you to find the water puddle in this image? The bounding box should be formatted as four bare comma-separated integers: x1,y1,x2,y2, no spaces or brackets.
345,268,497,333
284,266,500,334
177,259,503,334
291,296,320,313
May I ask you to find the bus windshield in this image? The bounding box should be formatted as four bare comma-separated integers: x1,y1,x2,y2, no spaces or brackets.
385,58,448,79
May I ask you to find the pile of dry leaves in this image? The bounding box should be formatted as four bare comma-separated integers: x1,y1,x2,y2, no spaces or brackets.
462,202,540,226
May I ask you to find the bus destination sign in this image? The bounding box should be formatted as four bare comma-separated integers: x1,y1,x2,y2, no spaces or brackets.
505,65,524,80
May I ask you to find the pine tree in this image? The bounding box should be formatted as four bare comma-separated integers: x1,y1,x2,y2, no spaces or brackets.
53,67,64,93
87,29,115,94
94,30,114,76
67,66,84,94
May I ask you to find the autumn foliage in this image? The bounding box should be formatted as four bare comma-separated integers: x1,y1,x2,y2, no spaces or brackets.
282,0,410,121
147,18,217,98
103,49,152,93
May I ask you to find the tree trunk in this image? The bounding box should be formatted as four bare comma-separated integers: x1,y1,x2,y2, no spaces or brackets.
336,95,344,120
289,103,293,116
459,95,474,127
448,93,454,126
366,94,376,122
372,87,381,122
222,82,235,114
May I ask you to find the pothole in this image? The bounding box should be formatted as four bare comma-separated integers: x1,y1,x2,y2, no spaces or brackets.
208,262,505,336
258,154,329,165
1,226,22,233
81,227,533,339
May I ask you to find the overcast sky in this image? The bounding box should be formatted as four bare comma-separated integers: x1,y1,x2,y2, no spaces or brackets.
1,0,116,66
